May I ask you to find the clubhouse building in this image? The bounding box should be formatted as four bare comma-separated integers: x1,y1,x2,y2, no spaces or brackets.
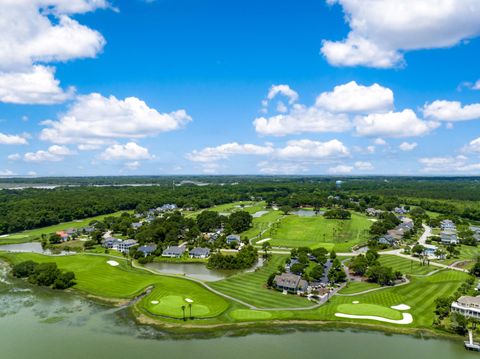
451,296,480,319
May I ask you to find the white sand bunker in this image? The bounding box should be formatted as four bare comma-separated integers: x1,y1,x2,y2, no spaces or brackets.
185,298,193,303
391,304,411,311
151,300,159,305
335,313,413,325
256,238,272,244
352,301,360,304
107,260,119,266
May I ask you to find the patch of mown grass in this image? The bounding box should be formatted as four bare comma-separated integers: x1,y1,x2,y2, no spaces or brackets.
210,255,311,309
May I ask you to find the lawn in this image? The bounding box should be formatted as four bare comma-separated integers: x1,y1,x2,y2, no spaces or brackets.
339,281,380,294
0,210,132,245
183,201,264,219
0,252,155,298
378,255,438,275
314,269,468,328
268,212,371,252
209,255,312,308
244,210,283,242
336,303,403,320
433,244,479,268
140,280,230,319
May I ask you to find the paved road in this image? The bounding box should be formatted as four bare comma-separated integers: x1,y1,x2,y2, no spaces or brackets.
418,224,432,246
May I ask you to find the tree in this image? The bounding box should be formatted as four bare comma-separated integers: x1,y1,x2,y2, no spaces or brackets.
181,305,186,321
228,211,253,233
470,261,480,277
280,206,292,215
412,244,425,256
267,273,276,287
53,271,76,289
262,241,272,258
49,233,62,244
310,265,324,280
328,258,346,283
290,262,306,275
12,260,38,278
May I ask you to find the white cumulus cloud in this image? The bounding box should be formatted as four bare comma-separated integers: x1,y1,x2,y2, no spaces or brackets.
315,81,393,113
0,1,108,104
40,93,192,147
423,100,480,122
24,145,73,162
0,66,75,104
186,142,274,162
321,0,480,68
328,164,353,174
276,139,349,160
354,161,374,170
0,133,28,145
355,109,438,138
99,142,152,161
399,142,418,151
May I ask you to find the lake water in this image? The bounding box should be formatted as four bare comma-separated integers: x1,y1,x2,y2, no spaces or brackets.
293,210,324,217
0,242,71,255
145,258,265,281
252,210,269,218
0,262,475,359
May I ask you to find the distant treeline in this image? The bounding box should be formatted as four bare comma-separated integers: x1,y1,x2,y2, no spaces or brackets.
2,177,480,235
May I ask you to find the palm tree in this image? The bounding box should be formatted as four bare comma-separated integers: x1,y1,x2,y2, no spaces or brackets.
262,242,271,258
181,305,186,321
189,303,192,319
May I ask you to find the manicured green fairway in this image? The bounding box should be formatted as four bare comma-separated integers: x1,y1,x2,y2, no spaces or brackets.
339,281,380,294
315,269,468,327
141,281,229,319
269,212,371,251
0,252,155,298
229,309,272,320
245,210,283,241
0,210,131,245
378,255,438,275
210,255,311,308
336,303,402,320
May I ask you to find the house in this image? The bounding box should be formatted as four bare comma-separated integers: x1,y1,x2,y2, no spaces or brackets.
274,273,308,293
441,220,456,230
226,234,240,244
366,208,382,217
80,226,95,234
157,204,177,212
162,246,186,258
102,237,121,249
189,247,211,259
378,234,396,246
394,206,409,215
441,230,459,245
117,239,138,253
137,244,157,257
451,296,480,319
55,231,70,242
470,226,480,242
424,244,438,258
131,222,143,230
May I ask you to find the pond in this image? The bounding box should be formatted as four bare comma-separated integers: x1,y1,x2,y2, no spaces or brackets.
0,242,71,256
293,209,324,217
145,258,264,281
252,210,269,218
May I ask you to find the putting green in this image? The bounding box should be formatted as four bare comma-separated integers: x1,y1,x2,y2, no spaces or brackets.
336,303,402,320
229,309,272,320
141,283,229,319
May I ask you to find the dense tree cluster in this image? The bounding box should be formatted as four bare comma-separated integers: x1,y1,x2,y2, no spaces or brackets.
207,245,258,270
347,250,402,286
323,209,351,219
3,176,480,235
12,260,76,289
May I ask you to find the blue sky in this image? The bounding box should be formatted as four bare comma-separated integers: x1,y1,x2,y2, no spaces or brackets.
1,0,480,176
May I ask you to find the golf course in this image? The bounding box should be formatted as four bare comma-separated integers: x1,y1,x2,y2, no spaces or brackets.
268,212,371,251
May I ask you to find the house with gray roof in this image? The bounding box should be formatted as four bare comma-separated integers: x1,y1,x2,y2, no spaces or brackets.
452,296,480,319
102,237,121,249
226,234,240,244
162,246,186,258
138,244,157,257
273,273,308,293
189,247,211,259
117,239,138,253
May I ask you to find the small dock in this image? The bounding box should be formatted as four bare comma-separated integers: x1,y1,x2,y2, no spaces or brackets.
465,330,480,351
